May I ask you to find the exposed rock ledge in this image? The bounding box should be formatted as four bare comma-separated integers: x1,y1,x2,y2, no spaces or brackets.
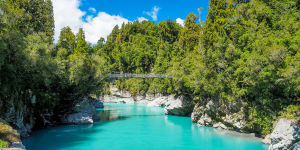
0,142,27,150
61,97,104,124
268,118,300,150
102,87,194,116
0,119,26,150
191,100,247,131
164,95,194,116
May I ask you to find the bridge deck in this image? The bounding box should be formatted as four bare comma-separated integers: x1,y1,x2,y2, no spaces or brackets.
107,73,172,79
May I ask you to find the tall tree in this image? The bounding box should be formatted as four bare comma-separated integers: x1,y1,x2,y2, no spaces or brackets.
178,13,201,55
57,27,76,55
74,28,88,54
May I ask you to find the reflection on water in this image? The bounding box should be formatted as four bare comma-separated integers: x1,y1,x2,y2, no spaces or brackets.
96,109,129,122
23,103,268,150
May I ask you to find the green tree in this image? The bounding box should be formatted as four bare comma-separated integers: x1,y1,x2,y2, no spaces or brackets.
74,28,88,54
56,27,76,55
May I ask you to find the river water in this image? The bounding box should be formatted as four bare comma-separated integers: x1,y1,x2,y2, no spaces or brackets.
23,103,268,150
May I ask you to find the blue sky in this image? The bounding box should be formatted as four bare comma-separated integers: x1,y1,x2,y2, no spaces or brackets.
80,0,209,22
52,0,210,44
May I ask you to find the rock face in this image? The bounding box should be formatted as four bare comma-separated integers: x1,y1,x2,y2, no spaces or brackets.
10,142,26,150
191,99,247,131
147,96,170,107
62,98,104,124
3,99,34,137
164,96,194,116
102,87,135,104
268,118,300,150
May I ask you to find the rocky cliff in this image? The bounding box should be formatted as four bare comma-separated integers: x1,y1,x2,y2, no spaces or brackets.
268,119,300,150
191,99,247,131
103,86,300,149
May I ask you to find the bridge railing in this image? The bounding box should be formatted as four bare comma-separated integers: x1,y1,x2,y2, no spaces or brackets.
107,73,173,79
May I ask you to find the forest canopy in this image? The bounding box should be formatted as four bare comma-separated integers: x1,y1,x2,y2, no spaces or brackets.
0,0,299,136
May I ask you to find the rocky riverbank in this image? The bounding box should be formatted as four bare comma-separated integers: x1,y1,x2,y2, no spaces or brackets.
102,87,194,116
102,87,300,150
0,97,104,150
103,88,248,132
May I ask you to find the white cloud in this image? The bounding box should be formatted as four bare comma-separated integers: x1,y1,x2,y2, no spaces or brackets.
89,7,96,13
52,0,85,42
144,6,160,21
52,0,129,44
137,17,148,22
83,12,129,44
176,18,184,26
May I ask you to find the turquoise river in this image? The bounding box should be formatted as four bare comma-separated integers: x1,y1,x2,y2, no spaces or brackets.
23,103,268,150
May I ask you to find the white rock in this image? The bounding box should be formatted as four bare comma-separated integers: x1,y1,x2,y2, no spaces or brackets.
197,114,212,126
147,96,169,107
269,118,300,150
164,96,194,116
213,122,228,130
62,98,99,124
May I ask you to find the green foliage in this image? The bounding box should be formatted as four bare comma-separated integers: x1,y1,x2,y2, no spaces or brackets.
57,27,76,55
0,0,107,127
99,0,299,136
246,106,274,136
0,140,9,148
279,105,300,121
0,0,299,137
74,28,88,54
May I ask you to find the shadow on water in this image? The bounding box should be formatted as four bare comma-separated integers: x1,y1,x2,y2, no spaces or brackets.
24,105,134,150
23,124,99,150
23,104,268,150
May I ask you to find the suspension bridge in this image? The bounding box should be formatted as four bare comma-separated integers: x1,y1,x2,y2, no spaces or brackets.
107,73,173,79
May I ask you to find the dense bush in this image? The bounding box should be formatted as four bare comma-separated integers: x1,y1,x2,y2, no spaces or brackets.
99,0,299,135
0,0,107,127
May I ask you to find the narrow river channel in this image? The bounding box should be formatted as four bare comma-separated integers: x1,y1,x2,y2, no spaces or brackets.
23,103,268,150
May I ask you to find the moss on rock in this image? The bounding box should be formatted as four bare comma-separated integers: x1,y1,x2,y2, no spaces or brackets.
0,118,21,148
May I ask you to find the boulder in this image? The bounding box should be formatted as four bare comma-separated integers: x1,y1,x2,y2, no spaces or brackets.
213,122,228,130
147,96,170,107
268,118,300,150
164,96,194,116
197,114,213,126
62,98,100,124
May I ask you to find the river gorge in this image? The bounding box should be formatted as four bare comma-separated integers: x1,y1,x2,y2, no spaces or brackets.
22,103,268,150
